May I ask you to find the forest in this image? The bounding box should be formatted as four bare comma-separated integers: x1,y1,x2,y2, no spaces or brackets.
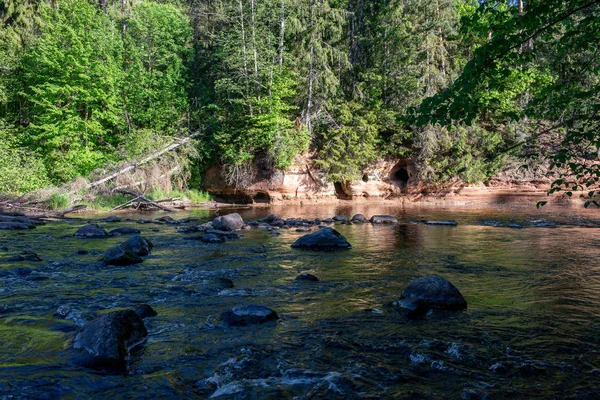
0,0,598,202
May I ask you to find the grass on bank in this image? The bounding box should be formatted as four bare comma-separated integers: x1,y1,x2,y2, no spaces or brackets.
46,189,212,211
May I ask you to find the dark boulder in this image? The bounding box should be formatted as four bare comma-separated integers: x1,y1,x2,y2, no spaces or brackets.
155,216,175,222
100,246,143,266
391,298,431,319
351,214,368,223
0,222,35,230
74,224,108,238
270,218,285,227
101,216,121,223
109,227,141,236
295,273,319,282
400,275,467,311
216,277,234,289
120,235,153,256
259,214,279,224
291,227,352,251
221,305,279,326
212,213,244,231
333,215,349,223
133,304,157,319
20,251,42,262
201,234,225,244
370,215,398,224
72,310,147,373
295,227,311,233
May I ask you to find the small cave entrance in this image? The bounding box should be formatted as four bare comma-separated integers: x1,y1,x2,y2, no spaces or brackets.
390,162,411,191
362,173,369,183
252,192,271,204
334,182,352,200
395,168,409,184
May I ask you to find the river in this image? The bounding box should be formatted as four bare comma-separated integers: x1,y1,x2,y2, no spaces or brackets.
1,204,600,399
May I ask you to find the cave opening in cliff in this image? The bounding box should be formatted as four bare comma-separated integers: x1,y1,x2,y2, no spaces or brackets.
390,163,410,191
394,168,409,184
362,173,369,182
253,192,271,204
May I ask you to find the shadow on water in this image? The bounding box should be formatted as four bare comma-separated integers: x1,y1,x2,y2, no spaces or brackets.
1,205,600,398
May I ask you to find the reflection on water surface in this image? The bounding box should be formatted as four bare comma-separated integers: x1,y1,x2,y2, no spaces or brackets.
1,204,600,399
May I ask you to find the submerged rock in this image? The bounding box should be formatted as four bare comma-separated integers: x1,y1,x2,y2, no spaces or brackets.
120,235,153,256
295,273,319,282
216,277,234,289
101,216,121,223
201,233,225,244
72,310,147,373
392,298,430,319
400,275,467,311
291,227,352,251
100,246,143,266
212,213,244,231
221,305,279,326
0,222,35,230
370,215,398,224
133,304,157,319
74,224,108,238
423,220,458,226
109,227,141,236
351,214,368,223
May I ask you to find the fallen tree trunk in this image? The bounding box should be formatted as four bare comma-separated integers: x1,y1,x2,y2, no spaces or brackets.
85,131,201,191
0,203,87,218
112,189,176,212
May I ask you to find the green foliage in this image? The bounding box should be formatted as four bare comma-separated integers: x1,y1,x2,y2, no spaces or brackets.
315,101,379,182
416,123,510,184
83,193,132,211
17,0,123,183
47,192,71,210
417,0,600,199
122,2,193,134
0,123,50,193
3,0,594,196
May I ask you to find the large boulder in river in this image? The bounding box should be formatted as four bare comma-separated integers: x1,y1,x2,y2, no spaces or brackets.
351,214,368,223
120,235,153,256
100,246,143,266
370,215,398,224
221,305,279,326
399,275,467,311
72,310,147,373
212,213,244,231
291,227,352,251
74,224,108,238
109,227,141,236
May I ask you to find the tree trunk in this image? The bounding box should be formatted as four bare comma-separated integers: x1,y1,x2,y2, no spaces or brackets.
238,0,253,115
305,0,315,133
278,0,285,67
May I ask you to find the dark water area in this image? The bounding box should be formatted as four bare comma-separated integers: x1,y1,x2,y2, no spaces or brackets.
2,204,600,399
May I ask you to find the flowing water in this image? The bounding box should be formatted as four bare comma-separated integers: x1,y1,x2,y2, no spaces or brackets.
1,204,600,399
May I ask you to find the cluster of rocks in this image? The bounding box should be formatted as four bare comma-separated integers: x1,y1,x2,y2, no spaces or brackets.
0,212,46,230
73,223,154,266
61,212,466,374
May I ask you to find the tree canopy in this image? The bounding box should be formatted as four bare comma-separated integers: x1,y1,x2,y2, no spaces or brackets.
0,0,598,200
